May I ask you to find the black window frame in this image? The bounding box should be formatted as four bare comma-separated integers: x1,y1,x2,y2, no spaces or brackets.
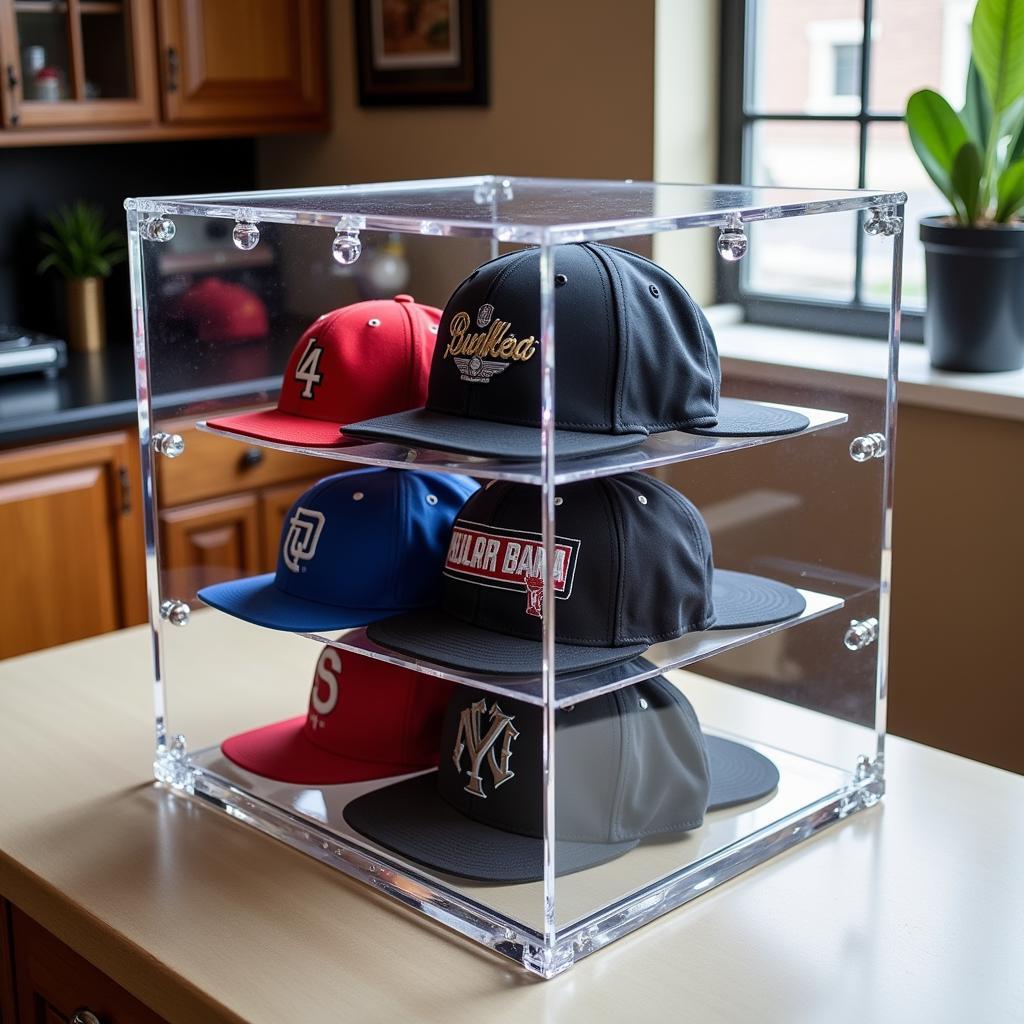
717,0,922,341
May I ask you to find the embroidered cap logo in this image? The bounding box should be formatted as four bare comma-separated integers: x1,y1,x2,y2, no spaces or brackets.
452,698,519,798
283,507,326,572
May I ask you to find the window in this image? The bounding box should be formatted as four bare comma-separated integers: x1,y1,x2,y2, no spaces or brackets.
719,0,975,339
833,43,861,97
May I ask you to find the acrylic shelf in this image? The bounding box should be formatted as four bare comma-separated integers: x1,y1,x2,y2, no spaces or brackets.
193,585,850,707
196,401,848,485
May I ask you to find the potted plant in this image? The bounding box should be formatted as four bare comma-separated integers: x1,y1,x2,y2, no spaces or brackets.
907,0,1024,372
37,202,126,353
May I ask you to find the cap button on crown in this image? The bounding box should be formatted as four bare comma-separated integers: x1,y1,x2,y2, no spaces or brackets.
394,294,415,303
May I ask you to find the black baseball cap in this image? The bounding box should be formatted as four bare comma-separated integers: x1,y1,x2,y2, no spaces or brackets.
342,243,809,459
366,473,806,675
343,674,780,883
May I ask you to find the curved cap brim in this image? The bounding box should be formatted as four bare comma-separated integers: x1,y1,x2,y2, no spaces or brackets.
198,574,396,633
343,408,646,459
710,569,806,629
221,716,426,785
366,607,648,675
343,773,637,883
689,397,810,437
706,735,780,809
206,409,355,447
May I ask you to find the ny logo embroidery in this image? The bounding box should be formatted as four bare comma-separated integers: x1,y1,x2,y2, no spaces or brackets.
452,699,519,798
283,507,325,572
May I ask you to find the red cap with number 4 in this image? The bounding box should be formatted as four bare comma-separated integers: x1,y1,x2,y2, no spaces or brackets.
221,646,455,784
207,295,441,447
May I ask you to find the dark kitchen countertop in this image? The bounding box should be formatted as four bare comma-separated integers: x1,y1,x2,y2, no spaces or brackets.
0,339,290,448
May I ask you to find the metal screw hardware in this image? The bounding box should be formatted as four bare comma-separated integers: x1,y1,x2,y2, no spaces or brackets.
240,446,264,469
332,227,362,265
160,600,191,627
864,206,903,237
152,432,185,458
849,432,886,462
71,1010,103,1024
142,216,176,242
717,214,748,261
232,218,260,251
844,617,879,651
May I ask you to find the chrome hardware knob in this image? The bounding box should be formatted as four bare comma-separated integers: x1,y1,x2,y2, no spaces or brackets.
844,617,879,651
240,445,264,469
332,227,362,265
152,432,185,458
849,432,886,462
717,214,748,261
71,1010,103,1024
160,599,191,627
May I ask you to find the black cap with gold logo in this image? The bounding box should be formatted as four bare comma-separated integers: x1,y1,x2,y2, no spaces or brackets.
343,243,809,458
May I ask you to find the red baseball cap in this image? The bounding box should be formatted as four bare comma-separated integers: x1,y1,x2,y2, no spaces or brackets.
207,295,440,447
220,646,454,785
176,277,269,343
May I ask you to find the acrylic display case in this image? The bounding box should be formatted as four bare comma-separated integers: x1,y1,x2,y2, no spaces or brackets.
127,176,904,978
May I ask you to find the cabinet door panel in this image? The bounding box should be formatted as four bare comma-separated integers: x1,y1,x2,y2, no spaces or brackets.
0,432,144,659
160,492,261,601
157,0,325,123
10,906,167,1024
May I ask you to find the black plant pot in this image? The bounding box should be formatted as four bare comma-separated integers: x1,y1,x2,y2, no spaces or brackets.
920,216,1024,372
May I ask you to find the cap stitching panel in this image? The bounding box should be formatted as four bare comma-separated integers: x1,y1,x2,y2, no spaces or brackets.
608,689,633,843
613,478,714,641
604,478,629,646
601,245,720,428
579,244,619,431
398,296,417,406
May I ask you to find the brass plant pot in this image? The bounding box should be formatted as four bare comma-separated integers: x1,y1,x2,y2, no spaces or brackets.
66,276,105,353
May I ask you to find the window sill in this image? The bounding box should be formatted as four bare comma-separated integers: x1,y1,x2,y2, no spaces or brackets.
708,306,1024,423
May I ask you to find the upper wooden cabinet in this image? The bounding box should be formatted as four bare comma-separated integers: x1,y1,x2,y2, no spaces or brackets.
0,0,326,143
0,0,158,128
157,0,325,124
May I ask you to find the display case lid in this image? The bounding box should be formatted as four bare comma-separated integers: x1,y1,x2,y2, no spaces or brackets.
125,175,908,244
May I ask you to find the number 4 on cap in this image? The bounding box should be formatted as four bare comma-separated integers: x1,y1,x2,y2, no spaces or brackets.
295,337,324,399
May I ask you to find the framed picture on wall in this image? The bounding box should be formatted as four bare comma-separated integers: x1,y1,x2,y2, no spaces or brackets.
353,0,488,106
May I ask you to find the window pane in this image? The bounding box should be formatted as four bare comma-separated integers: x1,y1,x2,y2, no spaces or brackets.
863,121,945,309
749,0,864,114
868,0,972,114
745,120,860,301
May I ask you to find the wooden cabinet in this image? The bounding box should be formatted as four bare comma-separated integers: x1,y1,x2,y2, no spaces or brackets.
1,900,14,1024
9,906,167,1024
155,419,342,603
0,0,326,144
157,0,325,124
0,0,158,130
0,431,145,660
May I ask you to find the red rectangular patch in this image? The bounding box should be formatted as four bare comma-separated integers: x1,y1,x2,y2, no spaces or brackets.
443,521,581,599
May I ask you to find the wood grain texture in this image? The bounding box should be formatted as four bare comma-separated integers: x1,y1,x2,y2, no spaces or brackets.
0,900,15,1024
156,0,325,123
0,621,1021,1023
0,432,145,658
11,907,167,1024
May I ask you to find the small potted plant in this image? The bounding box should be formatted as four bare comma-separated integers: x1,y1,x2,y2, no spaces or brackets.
37,202,126,353
907,0,1024,372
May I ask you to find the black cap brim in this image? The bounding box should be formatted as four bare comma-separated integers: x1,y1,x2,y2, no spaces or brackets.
688,397,810,437
711,570,806,629
343,772,637,883
366,607,648,675
343,735,779,882
706,735,779,809
343,408,646,459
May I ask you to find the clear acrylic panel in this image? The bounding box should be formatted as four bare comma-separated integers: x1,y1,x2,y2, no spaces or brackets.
128,177,901,977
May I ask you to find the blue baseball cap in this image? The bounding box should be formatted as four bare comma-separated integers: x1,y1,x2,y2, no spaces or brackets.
197,467,478,632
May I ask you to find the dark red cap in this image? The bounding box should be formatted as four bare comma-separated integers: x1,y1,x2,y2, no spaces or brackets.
220,646,454,785
207,295,440,446
176,277,269,343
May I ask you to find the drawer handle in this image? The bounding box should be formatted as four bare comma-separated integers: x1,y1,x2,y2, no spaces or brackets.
240,446,265,470
71,1010,103,1024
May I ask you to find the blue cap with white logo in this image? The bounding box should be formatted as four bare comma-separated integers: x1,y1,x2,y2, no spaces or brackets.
197,467,478,633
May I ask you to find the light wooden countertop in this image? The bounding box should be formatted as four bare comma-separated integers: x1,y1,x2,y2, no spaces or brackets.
1,621,1022,1023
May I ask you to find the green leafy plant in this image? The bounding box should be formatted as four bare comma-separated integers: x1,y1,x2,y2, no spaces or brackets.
907,0,1024,224
37,202,126,279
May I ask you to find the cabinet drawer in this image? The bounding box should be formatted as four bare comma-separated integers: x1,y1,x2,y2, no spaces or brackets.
155,420,341,506
10,907,167,1024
